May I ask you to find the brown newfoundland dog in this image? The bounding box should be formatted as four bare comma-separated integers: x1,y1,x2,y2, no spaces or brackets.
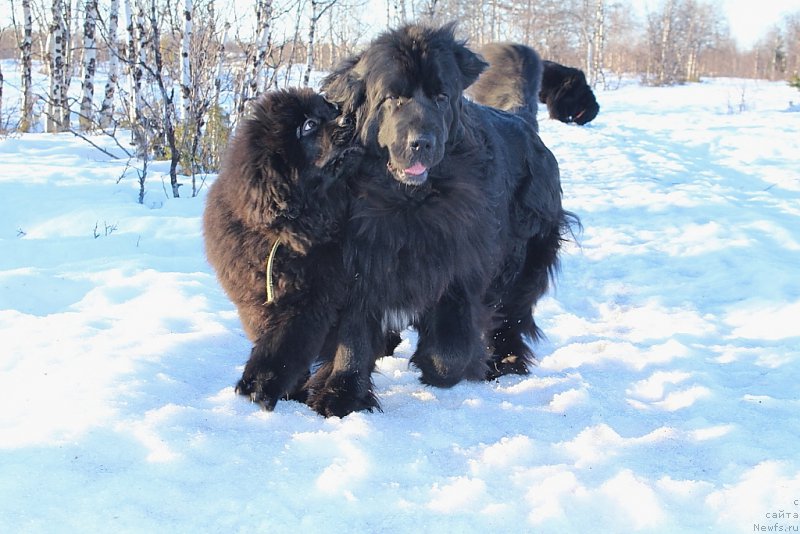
308,23,576,417
203,88,359,410
467,42,543,131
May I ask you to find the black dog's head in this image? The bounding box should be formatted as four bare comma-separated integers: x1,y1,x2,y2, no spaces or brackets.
322,23,487,186
540,61,600,125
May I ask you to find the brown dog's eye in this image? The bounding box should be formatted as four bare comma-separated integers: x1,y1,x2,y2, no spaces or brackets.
300,118,318,136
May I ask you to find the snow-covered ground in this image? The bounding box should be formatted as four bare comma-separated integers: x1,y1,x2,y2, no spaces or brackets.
1,72,799,532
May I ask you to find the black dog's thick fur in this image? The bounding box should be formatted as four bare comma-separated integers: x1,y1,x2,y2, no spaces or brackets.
310,24,573,416
203,88,358,411
539,60,599,125
467,42,543,131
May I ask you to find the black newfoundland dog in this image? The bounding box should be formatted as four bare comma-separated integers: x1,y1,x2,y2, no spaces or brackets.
467,42,543,131
308,23,574,417
539,60,600,125
203,88,359,410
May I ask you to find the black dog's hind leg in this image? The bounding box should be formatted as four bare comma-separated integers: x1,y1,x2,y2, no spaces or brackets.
411,284,490,387
488,226,562,378
307,309,383,417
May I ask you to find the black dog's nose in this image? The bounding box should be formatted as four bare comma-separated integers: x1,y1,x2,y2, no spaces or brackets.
409,134,434,152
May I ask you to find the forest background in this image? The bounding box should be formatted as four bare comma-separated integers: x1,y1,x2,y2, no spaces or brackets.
0,0,798,194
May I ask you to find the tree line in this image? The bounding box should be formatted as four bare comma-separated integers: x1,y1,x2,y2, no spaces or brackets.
0,0,798,199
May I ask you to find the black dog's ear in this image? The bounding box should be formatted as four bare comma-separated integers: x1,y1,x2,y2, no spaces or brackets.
321,54,366,116
440,22,487,89
454,45,488,89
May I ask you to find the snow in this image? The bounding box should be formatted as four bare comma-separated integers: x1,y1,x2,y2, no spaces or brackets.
2,72,800,532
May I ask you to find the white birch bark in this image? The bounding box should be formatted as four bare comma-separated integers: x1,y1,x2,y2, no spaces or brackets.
252,0,272,95
134,0,147,128
47,0,67,133
20,0,35,132
123,0,138,124
303,0,318,87
178,0,192,123
214,22,229,109
303,0,338,87
0,64,4,128
80,0,99,130
61,0,73,130
98,0,120,129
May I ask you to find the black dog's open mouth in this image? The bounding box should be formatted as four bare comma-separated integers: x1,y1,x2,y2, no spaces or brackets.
387,160,429,185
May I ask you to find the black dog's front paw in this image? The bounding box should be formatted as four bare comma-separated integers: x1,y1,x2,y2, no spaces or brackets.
235,370,283,411
306,374,380,418
308,389,380,418
485,353,531,380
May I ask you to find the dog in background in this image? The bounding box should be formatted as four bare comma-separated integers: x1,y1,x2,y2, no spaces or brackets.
539,60,600,125
467,42,543,131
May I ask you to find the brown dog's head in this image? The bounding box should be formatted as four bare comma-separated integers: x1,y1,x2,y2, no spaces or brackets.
221,88,359,251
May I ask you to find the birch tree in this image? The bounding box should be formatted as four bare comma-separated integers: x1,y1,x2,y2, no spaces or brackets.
98,0,120,129
127,0,148,144
303,0,339,87
146,0,181,197
20,0,35,132
79,0,99,130
585,0,606,87
178,0,192,123
213,21,229,109
47,0,69,133
251,0,272,96
0,62,4,131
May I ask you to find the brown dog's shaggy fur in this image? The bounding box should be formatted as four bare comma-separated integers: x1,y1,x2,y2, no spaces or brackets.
203,88,359,410
467,42,543,131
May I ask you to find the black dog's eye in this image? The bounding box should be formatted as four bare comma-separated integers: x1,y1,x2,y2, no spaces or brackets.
301,118,319,136
384,95,402,107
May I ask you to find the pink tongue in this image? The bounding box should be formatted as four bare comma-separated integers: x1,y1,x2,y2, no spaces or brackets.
405,162,427,176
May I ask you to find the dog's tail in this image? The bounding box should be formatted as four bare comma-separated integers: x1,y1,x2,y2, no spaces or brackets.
466,43,543,131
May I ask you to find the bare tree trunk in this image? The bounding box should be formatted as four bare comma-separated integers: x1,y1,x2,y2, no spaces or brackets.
178,0,192,123
47,0,68,133
214,21,229,109
252,0,272,95
286,0,303,88
61,0,73,130
659,0,674,85
148,0,181,198
20,0,35,132
303,0,318,87
304,0,337,87
592,0,606,87
98,0,120,129
0,63,4,130
80,0,99,130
